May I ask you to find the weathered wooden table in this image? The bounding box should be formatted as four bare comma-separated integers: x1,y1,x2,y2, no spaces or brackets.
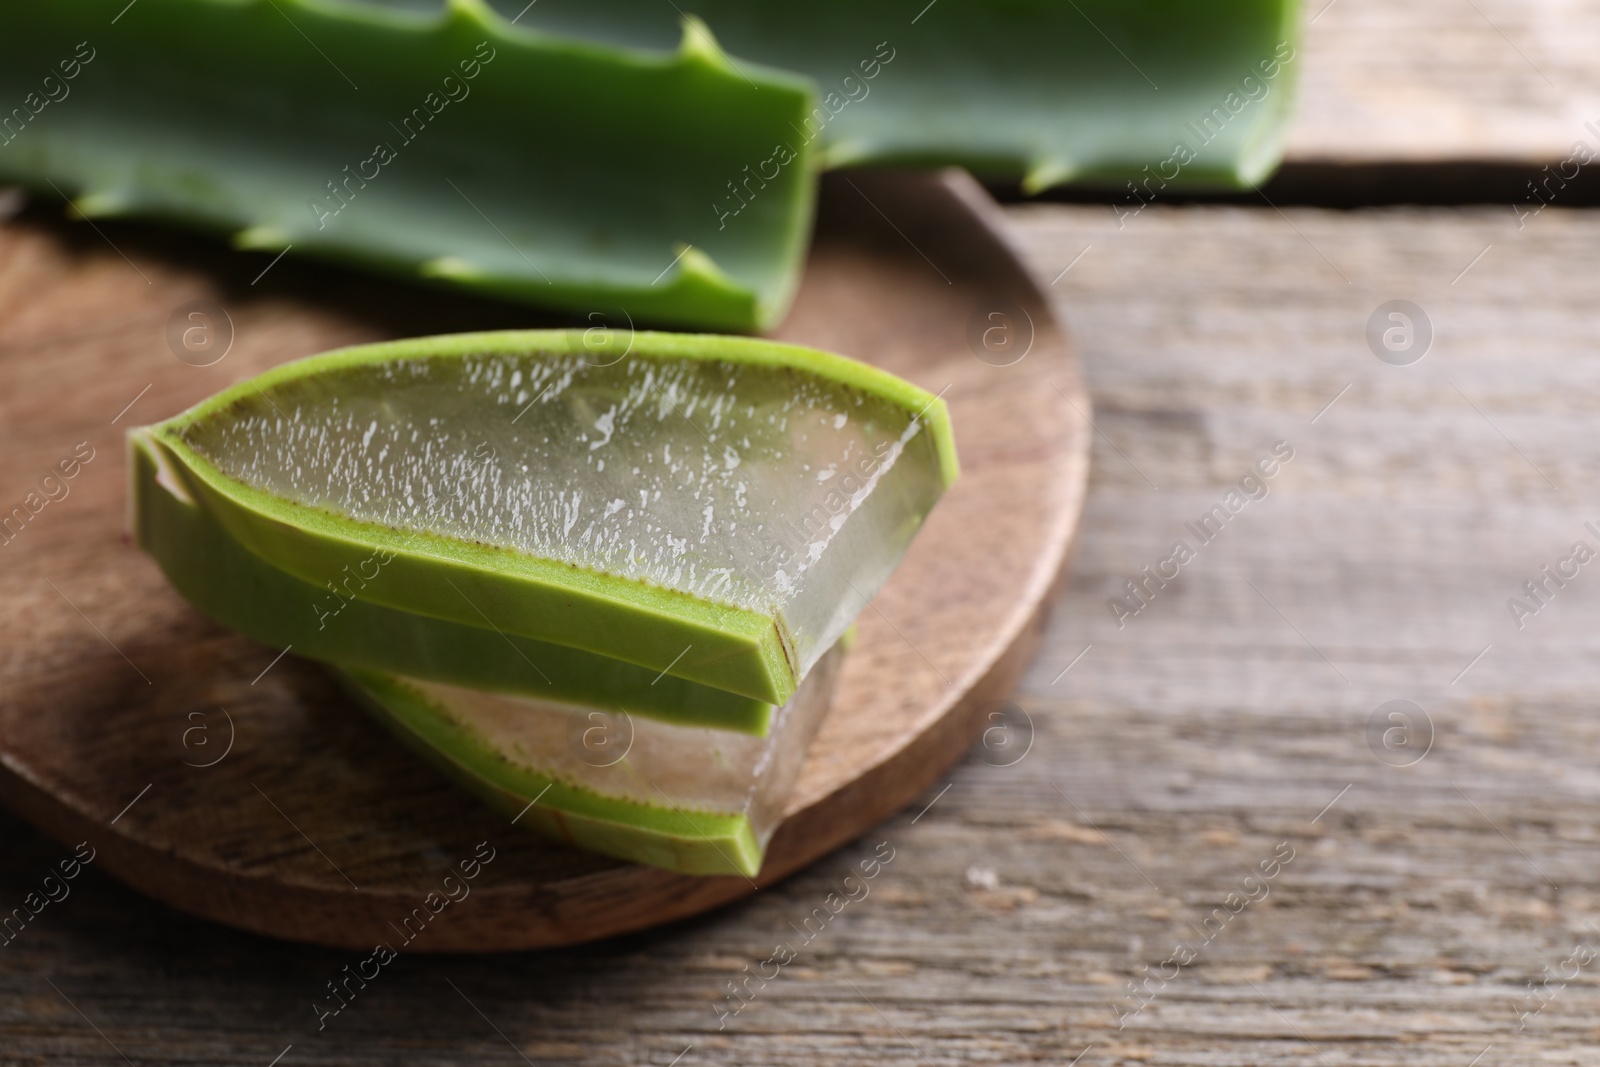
7,0,1599,1062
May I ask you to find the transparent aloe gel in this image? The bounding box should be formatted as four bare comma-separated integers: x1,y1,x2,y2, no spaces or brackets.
158,331,956,700
130,331,956,873
130,433,779,734
344,642,845,876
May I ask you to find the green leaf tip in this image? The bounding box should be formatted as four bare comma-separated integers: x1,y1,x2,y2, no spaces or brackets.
676,14,730,70
1022,160,1077,196
232,225,292,252
444,0,496,23
817,140,877,169
666,244,734,290
420,256,486,281
68,190,130,220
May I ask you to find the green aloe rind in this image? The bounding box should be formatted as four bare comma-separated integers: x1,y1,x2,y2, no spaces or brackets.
0,0,818,331
130,435,779,734
343,668,764,876
342,634,842,876
133,329,957,705
370,0,1301,191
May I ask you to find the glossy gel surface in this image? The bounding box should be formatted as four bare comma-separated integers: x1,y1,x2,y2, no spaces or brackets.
179,345,944,676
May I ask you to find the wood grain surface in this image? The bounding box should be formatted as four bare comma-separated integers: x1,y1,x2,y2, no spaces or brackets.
6,0,1599,1061
5,195,1598,1062
0,170,1089,951
1288,0,1598,165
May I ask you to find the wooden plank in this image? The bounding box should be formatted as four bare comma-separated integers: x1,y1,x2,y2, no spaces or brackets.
1288,0,1597,164
5,201,1597,1063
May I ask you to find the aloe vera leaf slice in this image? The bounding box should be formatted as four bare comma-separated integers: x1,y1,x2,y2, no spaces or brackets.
365,0,1300,191
340,642,843,876
131,434,777,734
136,330,957,704
0,0,817,332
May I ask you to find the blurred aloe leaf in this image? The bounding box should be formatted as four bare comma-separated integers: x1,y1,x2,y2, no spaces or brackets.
0,0,818,330
368,0,1301,192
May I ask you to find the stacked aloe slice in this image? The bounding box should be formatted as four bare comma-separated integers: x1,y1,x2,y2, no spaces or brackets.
131,331,957,874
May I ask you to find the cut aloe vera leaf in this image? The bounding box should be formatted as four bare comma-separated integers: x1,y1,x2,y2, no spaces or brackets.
130,434,777,734
0,0,816,331
134,330,956,704
365,0,1299,190
342,641,844,876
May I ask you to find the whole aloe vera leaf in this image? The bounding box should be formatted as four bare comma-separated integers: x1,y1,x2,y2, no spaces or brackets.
131,436,778,734
132,330,957,705
342,638,843,876
0,0,817,331
364,0,1299,191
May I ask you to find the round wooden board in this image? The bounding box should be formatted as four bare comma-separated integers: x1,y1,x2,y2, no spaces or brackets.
0,170,1089,951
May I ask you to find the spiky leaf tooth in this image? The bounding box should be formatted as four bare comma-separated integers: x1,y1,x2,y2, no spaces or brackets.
0,0,818,330
130,432,780,734
376,0,1300,191
341,638,844,876
131,330,957,704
